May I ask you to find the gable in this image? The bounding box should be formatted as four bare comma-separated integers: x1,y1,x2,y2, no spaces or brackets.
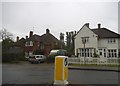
75,24,98,39
41,33,59,44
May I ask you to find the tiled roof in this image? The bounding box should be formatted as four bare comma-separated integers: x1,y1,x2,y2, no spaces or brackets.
25,32,59,44
26,34,41,42
91,28,120,38
41,33,59,44
14,38,25,46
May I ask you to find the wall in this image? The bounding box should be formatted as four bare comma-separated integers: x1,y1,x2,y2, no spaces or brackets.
98,38,119,49
75,25,98,55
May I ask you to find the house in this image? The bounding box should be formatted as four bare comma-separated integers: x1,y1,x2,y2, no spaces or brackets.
25,29,61,57
40,29,61,56
8,37,26,54
14,37,26,51
75,23,120,59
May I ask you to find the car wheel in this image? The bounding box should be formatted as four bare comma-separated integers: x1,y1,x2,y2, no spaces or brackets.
31,62,33,64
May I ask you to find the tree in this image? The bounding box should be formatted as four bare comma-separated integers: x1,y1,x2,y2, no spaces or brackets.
2,38,14,52
2,38,15,62
60,32,65,49
66,31,77,56
0,28,13,41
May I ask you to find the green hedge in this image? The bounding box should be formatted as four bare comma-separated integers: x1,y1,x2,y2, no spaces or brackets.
2,52,25,62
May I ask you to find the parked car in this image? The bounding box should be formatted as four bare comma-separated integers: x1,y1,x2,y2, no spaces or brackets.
47,49,68,63
28,55,46,64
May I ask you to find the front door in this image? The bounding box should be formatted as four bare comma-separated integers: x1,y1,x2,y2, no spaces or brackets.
99,49,104,58
99,48,106,58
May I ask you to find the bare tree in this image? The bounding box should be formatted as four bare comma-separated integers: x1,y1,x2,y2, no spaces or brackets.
0,28,13,41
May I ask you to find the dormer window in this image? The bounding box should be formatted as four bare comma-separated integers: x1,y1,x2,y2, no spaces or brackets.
108,38,116,43
25,41,33,46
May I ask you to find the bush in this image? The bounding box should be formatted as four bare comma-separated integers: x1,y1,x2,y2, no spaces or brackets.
2,52,25,63
46,55,55,63
93,53,99,58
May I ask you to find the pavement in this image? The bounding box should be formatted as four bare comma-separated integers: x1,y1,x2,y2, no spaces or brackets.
68,66,120,72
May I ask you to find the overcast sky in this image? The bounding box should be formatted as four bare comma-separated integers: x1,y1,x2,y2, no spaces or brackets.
1,0,119,41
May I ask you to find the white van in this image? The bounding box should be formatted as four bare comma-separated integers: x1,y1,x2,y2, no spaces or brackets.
28,55,46,64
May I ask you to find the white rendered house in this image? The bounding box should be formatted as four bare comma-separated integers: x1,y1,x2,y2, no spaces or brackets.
75,23,120,59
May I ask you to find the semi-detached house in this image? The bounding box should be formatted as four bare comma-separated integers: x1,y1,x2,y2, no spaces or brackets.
75,23,120,59
24,29,61,57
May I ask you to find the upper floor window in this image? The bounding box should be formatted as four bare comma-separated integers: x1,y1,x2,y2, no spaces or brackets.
25,41,33,46
108,38,116,44
40,43,44,49
81,37,89,44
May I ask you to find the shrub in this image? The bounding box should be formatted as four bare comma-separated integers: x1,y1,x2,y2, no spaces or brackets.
2,52,25,63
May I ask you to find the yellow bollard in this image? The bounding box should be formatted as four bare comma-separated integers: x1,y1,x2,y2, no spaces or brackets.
54,56,68,85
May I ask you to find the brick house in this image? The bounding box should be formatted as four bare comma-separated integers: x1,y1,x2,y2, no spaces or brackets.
25,29,61,57
14,37,26,51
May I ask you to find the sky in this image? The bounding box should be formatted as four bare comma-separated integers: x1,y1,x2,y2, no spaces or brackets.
1,0,119,41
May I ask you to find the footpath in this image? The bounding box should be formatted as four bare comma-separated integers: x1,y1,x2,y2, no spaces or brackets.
68,66,120,72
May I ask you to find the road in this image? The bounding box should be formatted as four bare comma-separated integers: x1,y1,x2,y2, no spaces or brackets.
2,62,119,85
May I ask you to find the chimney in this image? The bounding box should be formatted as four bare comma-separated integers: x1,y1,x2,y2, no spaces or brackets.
26,36,28,39
85,23,89,28
98,24,101,29
16,36,19,42
46,29,50,34
29,31,33,38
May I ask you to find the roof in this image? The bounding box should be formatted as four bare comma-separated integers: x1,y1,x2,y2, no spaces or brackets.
26,34,41,42
14,38,25,46
91,28,120,38
41,33,59,44
25,32,59,44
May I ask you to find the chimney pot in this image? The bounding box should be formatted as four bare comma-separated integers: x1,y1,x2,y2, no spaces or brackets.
85,23,89,28
26,36,28,39
98,24,101,29
16,36,19,42
29,31,33,38
46,29,50,34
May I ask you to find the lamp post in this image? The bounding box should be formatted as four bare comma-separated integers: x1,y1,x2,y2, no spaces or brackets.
82,37,86,64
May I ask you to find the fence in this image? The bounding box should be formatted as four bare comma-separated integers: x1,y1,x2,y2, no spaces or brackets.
68,57,120,65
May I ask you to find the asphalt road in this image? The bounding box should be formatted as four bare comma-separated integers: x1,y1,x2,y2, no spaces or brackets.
2,62,119,85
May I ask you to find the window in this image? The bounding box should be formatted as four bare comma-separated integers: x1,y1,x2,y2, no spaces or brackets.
104,53,106,57
36,56,39,58
100,52,102,55
104,49,106,57
30,41,33,46
79,48,93,57
108,49,117,58
118,49,120,57
108,38,116,43
40,44,44,49
25,41,33,46
81,37,89,43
